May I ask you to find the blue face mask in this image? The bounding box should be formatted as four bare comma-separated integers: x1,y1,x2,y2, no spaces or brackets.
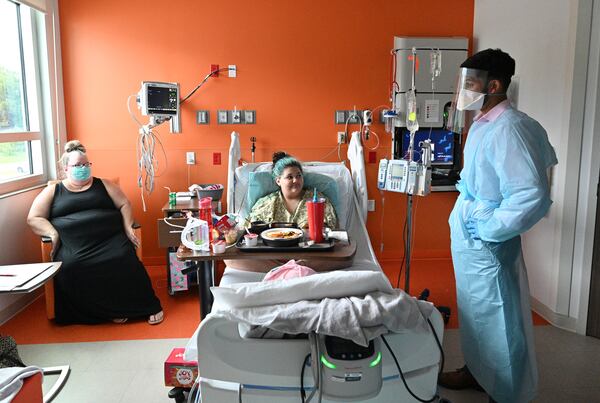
70,165,91,181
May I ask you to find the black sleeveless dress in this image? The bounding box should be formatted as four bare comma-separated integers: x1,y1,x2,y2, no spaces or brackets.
50,178,162,324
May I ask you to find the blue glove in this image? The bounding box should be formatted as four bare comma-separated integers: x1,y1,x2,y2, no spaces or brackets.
465,219,481,240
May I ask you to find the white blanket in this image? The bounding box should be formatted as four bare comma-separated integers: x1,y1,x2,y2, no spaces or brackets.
216,289,433,347
184,271,433,360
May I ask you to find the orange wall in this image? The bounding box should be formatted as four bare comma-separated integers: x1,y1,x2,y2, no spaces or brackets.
58,0,473,265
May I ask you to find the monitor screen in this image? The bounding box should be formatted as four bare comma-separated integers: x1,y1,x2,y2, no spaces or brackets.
401,129,454,165
147,85,178,115
390,163,405,179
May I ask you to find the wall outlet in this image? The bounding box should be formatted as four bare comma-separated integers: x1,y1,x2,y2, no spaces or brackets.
213,152,221,165
228,64,237,78
367,199,375,212
337,131,346,144
335,110,346,124
186,151,195,165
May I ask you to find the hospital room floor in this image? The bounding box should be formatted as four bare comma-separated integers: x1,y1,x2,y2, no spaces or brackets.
17,325,600,403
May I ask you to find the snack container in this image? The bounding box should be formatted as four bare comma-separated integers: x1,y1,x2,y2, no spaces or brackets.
212,240,226,254
244,233,258,247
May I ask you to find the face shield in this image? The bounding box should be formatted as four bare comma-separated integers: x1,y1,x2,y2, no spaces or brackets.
446,68,488,133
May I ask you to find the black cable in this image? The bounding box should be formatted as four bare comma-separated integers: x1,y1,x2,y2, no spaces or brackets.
381,334,439,403
427,318,445,376
180,67,235,104
396,215,408,288
300,353,310,402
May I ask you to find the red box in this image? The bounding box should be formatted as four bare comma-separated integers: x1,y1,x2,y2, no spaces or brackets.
164,348,198,388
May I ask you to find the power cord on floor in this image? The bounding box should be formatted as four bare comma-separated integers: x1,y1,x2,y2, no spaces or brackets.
381,317,444,402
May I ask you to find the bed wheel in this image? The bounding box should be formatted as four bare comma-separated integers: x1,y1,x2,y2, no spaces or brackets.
168,387,187,403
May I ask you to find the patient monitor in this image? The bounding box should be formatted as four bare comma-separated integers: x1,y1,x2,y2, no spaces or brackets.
137,81,181,133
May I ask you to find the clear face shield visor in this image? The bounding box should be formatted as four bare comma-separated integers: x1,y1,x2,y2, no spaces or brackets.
446,68,488,133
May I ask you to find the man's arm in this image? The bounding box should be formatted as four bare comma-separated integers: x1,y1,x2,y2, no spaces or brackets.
476,126,553,243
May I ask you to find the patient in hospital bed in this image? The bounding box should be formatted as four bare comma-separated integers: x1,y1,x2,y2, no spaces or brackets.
225,151,349,273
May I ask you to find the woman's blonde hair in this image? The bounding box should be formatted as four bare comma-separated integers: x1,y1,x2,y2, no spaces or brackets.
58,140,87,177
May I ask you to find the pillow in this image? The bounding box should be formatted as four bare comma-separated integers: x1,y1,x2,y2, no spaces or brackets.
246,171,340,214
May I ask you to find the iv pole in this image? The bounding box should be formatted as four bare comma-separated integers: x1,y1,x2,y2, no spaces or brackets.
404,47,418,294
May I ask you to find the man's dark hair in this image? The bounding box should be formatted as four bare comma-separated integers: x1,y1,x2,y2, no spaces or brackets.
460,48,515,92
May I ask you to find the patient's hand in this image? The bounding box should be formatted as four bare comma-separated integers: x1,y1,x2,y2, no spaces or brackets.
125,227,140,248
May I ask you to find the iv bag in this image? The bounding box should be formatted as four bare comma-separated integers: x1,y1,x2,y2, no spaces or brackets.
406,89,419,133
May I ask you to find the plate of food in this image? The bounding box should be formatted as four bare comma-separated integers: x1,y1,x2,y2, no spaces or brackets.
260,227,304,247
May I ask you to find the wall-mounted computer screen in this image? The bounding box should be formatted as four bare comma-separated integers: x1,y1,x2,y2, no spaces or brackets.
146,85,178,115
401,129,454,166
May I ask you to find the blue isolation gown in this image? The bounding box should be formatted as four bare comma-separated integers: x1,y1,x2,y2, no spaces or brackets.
448,106,557,403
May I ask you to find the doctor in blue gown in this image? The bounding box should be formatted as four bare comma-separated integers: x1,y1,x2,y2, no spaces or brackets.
441,49,558,403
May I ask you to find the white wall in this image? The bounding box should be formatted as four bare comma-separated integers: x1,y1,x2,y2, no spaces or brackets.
0,188,45,322
473,0,590,328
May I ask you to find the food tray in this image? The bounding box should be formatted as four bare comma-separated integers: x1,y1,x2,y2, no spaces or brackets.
236,237,336,252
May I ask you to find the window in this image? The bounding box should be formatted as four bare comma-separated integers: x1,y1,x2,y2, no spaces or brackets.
0,0,49,195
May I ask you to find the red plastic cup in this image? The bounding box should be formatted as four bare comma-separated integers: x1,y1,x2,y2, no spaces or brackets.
307,200,325,243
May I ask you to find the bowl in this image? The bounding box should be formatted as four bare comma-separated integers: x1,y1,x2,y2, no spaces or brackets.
248,221,269,234
260,228,304,247
194,184,224,201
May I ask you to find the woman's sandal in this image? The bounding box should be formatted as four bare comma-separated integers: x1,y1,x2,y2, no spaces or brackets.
148,310,164,325
112,318,128,324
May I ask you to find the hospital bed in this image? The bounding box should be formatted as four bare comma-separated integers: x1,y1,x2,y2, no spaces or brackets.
184,144,445,402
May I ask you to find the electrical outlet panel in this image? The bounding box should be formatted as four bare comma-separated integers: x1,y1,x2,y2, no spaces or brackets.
228,64,237,78
335,110,346,124
367,199,375,212
210,64,219,77
347,110,362,124
244,110,256,124
231,110,242,124
337,131,346,144
196,110,209,124
217,110,229,124
213,152,221,165
186,151,195,165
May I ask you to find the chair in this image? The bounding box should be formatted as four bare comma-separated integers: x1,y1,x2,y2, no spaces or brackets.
39,178,142,320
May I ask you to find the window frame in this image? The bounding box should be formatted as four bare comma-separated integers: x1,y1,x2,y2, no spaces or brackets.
0,0,54,197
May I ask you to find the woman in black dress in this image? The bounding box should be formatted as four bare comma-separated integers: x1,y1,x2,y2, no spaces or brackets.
27,140,163,325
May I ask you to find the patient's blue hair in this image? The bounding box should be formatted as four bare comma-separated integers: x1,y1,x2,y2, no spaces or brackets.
272,151,303,181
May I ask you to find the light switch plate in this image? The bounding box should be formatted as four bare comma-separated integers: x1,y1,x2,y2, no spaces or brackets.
335,110,346,124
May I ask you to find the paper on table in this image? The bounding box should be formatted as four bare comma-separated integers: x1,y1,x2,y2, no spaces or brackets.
0,263,54,291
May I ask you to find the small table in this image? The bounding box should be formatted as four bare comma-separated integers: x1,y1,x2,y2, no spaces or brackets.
0,262,61,294
177,240,357,319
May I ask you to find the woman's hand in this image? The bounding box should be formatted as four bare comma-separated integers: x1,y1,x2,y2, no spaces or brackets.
125,226,140,248
50,232,61,258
